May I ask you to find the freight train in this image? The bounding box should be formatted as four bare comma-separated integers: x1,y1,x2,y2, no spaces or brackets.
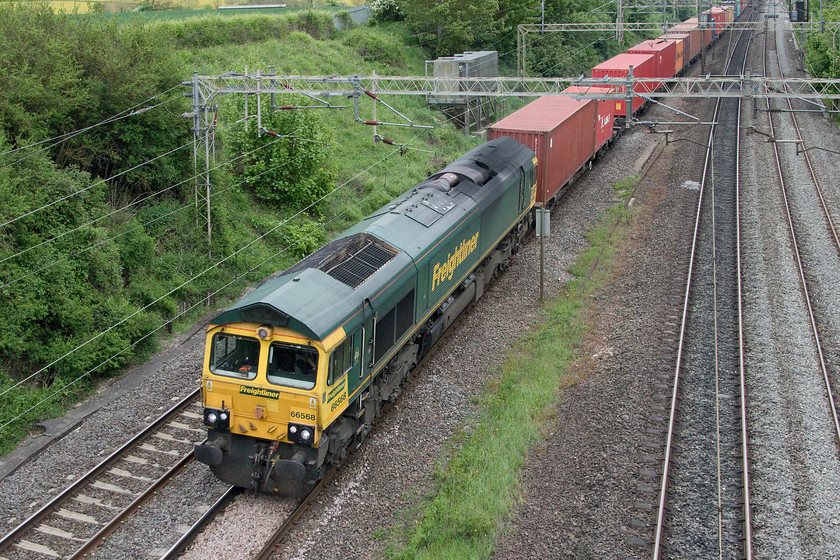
195,5,744,495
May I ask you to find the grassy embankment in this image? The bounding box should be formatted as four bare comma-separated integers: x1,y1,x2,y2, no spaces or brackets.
12,0,365,16
0,10,476,453
382,175,641,559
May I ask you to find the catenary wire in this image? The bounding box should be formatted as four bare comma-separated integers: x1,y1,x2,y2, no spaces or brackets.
0,139,325,290
0,140,192,231
0,49,473,425
0,129,326,270
0,137,417,404
0,91,182,169
0,143,418,431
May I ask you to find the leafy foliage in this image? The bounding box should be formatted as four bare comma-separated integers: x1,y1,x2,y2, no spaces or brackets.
803,8,840,110
399,0,681,75
0,5,192,200
226,104,335,212
402,0,502,58
339,25,410,69
369,0,405,22
0,4,478,453
165,10,336,48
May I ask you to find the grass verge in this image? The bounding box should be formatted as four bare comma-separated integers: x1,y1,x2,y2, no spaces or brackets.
384,176,639,559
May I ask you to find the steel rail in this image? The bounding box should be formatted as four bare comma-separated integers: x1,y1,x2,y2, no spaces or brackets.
252,467,338,560
735,41,754,560
0,388,201,557
158,486,240,560
777,48,840,260
68,448,197,559
651,14,755,559
243,256,500,560
764,21,840,451
651,63,717,560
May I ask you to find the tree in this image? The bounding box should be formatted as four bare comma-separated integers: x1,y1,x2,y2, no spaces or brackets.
403,0,501,57
226,103,335,212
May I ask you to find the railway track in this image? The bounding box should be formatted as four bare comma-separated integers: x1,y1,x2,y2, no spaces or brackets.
0,389,203,560
652,10,755,560
762,7,840,450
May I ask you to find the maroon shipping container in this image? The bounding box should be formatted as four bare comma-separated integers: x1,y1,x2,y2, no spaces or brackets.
591,53,656,118
487,96,598,205
563,86,614,153
628,38,679,86
674,17,712,52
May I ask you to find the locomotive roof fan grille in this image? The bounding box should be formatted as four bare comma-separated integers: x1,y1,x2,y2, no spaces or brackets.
282,233,398,289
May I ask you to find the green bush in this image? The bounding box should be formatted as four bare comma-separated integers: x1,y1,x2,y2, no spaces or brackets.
225,102,335,211
340,26,409,69
369,0,405,22
166,10,335,49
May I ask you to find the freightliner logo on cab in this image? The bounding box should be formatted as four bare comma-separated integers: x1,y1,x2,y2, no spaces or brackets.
239,386,281,400
431,232,480,292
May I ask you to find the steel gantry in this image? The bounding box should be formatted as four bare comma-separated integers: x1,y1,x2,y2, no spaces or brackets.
184,70,840,246
189,72,840,100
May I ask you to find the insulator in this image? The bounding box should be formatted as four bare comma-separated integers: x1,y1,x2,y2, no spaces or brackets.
363,89,379,100
364,120,381,126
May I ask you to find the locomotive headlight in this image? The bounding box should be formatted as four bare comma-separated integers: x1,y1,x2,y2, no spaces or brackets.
203,408,230,430
287,422,315,445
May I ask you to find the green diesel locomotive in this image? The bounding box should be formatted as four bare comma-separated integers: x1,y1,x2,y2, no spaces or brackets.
195,137,537,495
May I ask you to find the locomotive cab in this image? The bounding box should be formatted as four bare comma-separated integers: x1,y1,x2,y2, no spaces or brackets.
196,322,338,495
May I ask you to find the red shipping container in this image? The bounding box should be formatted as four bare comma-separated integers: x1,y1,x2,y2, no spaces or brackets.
487,96,598,205
629,38,679,85
700,10,720,41
563,86,614,153
591,53,656,118
700,10,717,36
709,7,727,33
660,33,689,72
